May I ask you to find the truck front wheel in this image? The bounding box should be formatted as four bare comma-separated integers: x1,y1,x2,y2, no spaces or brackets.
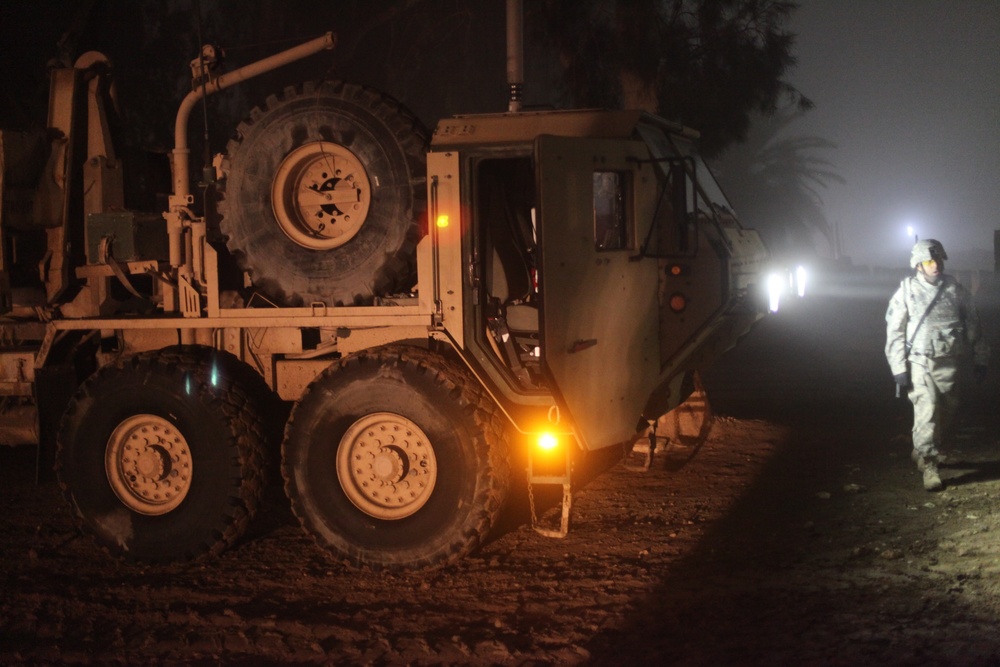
56,348,266,562
282,345,510,570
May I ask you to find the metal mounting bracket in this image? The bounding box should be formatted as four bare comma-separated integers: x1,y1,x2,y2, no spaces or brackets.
527,445,572,538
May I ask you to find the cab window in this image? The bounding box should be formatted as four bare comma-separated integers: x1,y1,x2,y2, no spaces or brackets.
593,171,632,251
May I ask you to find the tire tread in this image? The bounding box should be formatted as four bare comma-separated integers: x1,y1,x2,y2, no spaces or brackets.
55,347,268,563
283,344,510,571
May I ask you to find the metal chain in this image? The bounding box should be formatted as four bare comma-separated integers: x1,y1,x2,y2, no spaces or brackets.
527,469,538,529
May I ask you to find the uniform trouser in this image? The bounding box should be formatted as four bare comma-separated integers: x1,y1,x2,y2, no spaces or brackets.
907,355,960,460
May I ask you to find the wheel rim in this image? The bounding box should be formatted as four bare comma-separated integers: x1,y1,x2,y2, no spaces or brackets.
271,141,372,250
105,414,193,515
336,412,437,520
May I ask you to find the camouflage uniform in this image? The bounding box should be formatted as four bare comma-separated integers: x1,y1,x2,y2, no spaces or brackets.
885,273,988,467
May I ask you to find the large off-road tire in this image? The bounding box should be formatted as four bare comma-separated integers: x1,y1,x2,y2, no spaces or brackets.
218,80,428,306
282,345,510,570
158,344,290,483
55,347,266,563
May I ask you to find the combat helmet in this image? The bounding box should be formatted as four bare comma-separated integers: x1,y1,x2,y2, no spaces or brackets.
910,239,948,268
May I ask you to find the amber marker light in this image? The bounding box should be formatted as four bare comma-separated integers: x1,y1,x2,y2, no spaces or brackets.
537,432,559,452
436,214,450,228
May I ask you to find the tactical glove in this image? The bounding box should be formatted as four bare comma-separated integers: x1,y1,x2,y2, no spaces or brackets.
893,372,910,389
974,365,988,384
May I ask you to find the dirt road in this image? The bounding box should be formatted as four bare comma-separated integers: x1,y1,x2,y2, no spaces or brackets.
3,267,1000,665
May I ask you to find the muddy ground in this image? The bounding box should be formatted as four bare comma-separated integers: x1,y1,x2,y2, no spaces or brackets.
3,267,1000,666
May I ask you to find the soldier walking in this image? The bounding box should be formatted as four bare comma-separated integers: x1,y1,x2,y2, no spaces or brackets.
885,239,989,491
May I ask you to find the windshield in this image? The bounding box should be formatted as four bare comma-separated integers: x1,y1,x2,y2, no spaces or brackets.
667,137,735,216
637,124,735,215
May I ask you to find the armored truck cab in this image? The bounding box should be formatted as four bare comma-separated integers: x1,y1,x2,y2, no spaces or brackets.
426,110,767,453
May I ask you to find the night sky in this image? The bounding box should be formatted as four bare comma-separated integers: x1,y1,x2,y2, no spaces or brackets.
786,0,1000,270
2,1,998,270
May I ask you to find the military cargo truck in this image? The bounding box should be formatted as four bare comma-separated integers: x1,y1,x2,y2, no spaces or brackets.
0,13,768,570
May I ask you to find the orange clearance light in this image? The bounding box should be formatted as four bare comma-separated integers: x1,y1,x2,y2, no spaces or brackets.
537,433,559,451
436,214,450,228
669,264,683,276
669,292,687,313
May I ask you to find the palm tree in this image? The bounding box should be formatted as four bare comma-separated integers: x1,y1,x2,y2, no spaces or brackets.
535,0,809,156
711,107,844,259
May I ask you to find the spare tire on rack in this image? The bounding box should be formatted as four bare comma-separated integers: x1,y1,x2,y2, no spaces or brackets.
218,81,428,307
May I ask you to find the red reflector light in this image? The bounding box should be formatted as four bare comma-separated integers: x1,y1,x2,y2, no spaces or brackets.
669,293,687,312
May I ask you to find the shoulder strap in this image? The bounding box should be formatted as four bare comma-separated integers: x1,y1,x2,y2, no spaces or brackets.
906,279,945,349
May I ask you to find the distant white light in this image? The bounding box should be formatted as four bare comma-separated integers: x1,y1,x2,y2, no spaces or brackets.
795,265,807,298
767,272,784,313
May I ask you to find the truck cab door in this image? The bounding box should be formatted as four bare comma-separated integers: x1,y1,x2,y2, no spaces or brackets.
534,135,661,451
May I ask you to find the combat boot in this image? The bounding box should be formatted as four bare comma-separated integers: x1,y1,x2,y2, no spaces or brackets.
922,462,943,492
912,450,947,472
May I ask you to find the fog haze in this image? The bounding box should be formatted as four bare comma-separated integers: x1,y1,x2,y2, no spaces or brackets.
785,0,1000,270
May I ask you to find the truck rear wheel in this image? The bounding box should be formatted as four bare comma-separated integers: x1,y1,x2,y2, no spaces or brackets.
282,345,510,570
55,347,266,562
218,80,428,306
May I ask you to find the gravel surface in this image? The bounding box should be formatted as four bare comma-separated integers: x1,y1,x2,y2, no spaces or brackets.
2,269,1000,666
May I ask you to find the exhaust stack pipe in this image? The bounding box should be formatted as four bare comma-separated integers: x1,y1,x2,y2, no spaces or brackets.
166,31,334,324
506,0,523,112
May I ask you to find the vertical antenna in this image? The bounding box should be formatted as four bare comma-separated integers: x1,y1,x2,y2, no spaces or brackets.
506,0,524,112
